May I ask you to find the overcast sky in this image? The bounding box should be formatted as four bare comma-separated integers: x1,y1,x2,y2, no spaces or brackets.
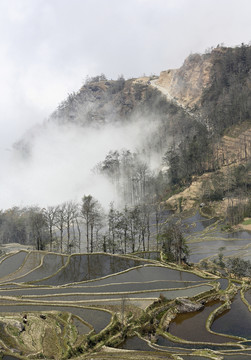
0,0,250,148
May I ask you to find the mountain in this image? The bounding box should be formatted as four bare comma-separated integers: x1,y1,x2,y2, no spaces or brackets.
11,44,251,224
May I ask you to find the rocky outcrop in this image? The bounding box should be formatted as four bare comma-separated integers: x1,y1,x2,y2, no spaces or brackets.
155,53,212,109
175,298,204,313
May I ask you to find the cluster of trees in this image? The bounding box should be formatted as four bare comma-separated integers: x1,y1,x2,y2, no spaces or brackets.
0,203,82,253
202,44,251,135
213,248,251,278
7,44,251,265
0,196,177,257
94,149,166,206
104,203,152,254
164,44,251,187
163,122,212,185
159,223,189,264
199,162,251,225
226,257,251,278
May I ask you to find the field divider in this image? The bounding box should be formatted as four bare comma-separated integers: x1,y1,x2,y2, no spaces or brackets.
0,252,45,283
0,251,29,282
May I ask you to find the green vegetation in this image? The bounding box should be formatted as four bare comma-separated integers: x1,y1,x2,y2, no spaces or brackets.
242,218,251,225
226,257,251,278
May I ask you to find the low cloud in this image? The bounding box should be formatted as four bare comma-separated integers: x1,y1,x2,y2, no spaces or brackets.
0,116,162,210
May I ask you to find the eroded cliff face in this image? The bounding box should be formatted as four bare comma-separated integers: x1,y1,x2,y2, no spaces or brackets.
155,53,212,109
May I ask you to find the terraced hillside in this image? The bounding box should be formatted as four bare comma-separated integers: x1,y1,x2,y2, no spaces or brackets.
0,246,250,360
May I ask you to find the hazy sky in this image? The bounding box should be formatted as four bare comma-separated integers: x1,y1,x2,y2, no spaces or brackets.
0,0,250,147
0,0,250,209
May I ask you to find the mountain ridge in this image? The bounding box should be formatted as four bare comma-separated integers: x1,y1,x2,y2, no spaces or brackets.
10,43,251,225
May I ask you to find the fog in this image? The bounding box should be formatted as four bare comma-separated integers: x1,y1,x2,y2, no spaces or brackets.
0,0,250,210
0,116,162,210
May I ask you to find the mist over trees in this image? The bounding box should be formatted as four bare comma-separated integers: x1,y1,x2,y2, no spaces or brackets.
0,196,170,257
1,44,251,256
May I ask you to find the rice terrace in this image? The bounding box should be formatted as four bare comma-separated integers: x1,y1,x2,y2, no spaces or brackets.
0,210,250,360
0,2,250,358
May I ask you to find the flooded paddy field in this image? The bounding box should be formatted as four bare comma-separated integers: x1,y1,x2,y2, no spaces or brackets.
218,278,229,290
17,284,213,303
0,243,250,359
188,238,251,263
156,335,242,351
68,265,207,285
179,356,213,360
244,289,251,305
14,253,68,283
168,300,238,343
120,336,155,351
175,211,251,264
0,251,44,283
0,282,212,299
220,355,251,360
0,251,28,278
33,253,152,285
211,292,251,339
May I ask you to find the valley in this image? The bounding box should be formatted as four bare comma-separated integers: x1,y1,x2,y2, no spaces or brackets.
0,43,251,359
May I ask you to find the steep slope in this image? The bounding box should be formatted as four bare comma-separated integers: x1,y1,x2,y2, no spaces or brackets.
14,73,197,161
9,44,251,223
153,52,212,109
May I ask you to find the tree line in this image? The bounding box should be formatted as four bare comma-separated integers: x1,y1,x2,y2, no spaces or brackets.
0,194,189,265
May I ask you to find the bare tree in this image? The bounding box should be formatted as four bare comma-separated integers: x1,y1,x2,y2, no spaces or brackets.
27,206,48,251
65,201,79,253
43,206,58,251
81,195,103,253
54,203,67,253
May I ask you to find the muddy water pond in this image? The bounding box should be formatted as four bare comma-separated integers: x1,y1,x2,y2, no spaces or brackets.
0,304,111,333
0,252,27,279
35,254,150,285
211,293,251,339
169,301,238,343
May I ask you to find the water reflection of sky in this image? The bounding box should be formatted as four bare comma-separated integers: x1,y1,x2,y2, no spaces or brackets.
212,293,251,339
181,212,251,263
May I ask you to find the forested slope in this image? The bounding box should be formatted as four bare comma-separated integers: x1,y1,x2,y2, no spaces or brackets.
1,44,251,251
